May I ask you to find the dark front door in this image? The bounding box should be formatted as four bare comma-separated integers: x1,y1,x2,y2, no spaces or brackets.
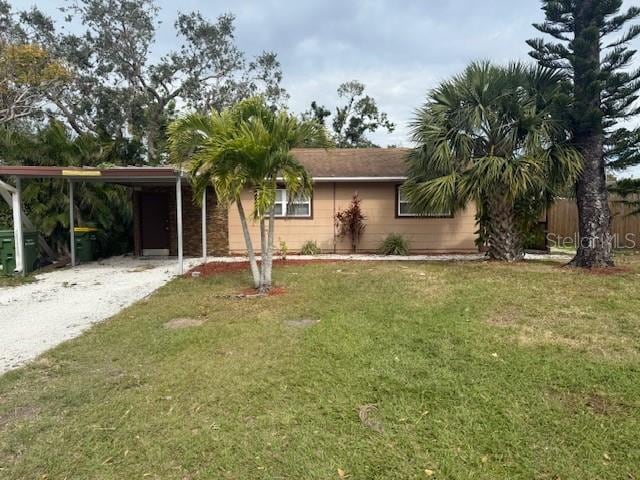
140,191,170,255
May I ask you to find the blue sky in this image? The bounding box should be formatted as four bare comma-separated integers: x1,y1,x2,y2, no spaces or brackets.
13,0,640,175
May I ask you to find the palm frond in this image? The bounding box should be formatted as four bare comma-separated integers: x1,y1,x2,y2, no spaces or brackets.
167,96,319,219
405,61,582,219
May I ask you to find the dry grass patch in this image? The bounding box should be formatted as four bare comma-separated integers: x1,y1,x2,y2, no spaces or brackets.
487,306,521,327
0,406,39,431
481,259,640,361
163,317,204,329
547,390,632,416
282,318,320,328
400,265,451,305
515,326,638,361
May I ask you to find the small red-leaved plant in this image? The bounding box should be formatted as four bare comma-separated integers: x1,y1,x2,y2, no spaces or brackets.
335,192,366,253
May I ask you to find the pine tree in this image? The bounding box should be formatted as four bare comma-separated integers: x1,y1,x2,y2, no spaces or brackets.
528,0,640,267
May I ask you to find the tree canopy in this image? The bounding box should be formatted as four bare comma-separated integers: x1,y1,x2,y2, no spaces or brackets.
529,0,640,267
12,0,288,163
0,42,69,125
302,80,394,148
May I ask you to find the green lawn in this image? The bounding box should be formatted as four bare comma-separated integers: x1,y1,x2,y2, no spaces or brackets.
0,275,30,287
1,258,639,479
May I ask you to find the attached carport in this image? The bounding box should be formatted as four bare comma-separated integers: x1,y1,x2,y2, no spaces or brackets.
0,165,209,275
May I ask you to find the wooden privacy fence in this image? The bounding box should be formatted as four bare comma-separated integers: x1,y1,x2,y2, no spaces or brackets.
547,196,640,249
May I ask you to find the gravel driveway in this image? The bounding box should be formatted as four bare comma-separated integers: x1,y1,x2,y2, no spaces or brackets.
0,256,199,374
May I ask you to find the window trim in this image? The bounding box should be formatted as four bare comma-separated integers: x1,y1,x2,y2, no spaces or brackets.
274,188,313,219
395,185,453,219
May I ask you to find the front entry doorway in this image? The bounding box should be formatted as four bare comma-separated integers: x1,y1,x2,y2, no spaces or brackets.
140,191,170,256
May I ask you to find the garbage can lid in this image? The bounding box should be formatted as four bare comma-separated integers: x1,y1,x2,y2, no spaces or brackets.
73,227,98,233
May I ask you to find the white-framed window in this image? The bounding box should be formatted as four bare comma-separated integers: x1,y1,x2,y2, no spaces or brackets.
274,188,311,218
397,187,451,217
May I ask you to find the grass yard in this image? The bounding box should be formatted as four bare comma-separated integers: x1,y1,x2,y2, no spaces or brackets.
1,258,640,479
0,276,30,287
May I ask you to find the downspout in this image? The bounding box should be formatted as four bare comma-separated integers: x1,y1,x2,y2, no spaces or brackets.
333,182,337,253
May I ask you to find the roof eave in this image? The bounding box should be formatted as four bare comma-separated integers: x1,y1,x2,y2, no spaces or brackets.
312,176,407,182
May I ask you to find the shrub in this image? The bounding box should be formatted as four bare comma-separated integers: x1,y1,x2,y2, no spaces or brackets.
300,240,321,255
279,239,288,260
379,233,409,256
335,193,366,253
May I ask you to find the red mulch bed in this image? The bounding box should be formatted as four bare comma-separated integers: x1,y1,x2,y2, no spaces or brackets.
185,259,340,278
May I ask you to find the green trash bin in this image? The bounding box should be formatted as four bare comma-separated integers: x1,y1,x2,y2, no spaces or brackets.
0,230,39,275
74,227,98,263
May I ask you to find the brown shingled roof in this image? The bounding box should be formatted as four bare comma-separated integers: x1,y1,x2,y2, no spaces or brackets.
290,148,410,179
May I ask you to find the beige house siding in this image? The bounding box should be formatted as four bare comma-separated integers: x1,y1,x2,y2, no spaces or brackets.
228,182,478,254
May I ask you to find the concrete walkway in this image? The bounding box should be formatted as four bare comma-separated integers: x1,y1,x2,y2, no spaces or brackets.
0,256,199,374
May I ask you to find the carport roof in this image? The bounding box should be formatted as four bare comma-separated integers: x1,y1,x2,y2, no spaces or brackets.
0,165,181,183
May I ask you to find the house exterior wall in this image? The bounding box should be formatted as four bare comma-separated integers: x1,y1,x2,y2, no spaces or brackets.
227,182,478,254
177,187,229,257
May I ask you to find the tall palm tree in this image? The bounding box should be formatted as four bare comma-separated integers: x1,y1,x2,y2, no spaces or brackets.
404,62,582,261
168,97,328,292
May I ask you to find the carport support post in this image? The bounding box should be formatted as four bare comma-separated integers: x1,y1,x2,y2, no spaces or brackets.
69,180,75,267
201,188,207,263
12,177,24,275
176,175,184,275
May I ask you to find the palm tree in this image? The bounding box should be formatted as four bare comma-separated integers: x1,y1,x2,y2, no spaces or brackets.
168,97,328,292
404,62,582,262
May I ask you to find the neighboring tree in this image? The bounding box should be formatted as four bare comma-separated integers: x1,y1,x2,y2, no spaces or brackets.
404,62,581,262
168,97,328,292
335,193,366,252
302,80,395,147
0,42,69,125
528,1,640,267
19,0,288,163
302,101,331,127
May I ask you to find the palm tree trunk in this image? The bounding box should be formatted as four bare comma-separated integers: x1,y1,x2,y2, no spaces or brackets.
570,0,614,268
572,133,614,267
264,207,276,291
236,198,261,288
259,216,267,291
486,190,524,262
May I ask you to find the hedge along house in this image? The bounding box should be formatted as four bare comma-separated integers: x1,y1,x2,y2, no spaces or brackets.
227,148,478,254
